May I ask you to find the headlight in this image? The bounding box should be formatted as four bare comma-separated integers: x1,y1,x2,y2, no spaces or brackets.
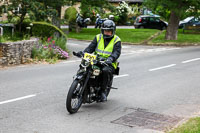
93,69,100,76
81,59,90,67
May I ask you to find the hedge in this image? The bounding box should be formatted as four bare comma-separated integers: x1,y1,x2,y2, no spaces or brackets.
32,22,67,39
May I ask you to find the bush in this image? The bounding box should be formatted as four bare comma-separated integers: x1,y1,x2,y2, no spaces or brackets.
64,7,77,23
32,22,67,40
64,7,78,31
31,37,69,63
0,32,30,42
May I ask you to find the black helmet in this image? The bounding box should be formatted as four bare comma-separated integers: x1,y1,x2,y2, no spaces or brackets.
101,20,116,39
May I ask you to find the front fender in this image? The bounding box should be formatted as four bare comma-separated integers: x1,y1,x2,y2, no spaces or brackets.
73,72,86,80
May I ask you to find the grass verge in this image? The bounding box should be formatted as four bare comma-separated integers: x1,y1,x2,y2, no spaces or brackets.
66,28,200,46
168,117,200,133
66,28,159,43
151,30,200,44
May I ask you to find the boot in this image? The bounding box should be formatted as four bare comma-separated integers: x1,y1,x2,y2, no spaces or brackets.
100,90,107,102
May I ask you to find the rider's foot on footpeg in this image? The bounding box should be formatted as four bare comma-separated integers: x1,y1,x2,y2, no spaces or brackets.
101,92,107,102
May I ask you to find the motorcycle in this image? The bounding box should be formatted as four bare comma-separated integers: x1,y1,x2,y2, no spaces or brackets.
66,52,119,114
95,17,106,29
95,14,114,29
76,13,91,28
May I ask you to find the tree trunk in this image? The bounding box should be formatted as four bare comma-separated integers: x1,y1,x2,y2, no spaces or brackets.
52,6,62,38
52,16,61,38
165,11,180,40
18,12,26,32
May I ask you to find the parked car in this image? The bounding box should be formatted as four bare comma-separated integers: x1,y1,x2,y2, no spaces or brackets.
134,15,168,30
179,16,199,29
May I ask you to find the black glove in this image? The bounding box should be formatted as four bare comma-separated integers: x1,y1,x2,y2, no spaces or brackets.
76,51,84,57
105,58,113,66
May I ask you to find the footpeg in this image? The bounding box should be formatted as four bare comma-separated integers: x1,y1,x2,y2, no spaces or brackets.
110,87,118,89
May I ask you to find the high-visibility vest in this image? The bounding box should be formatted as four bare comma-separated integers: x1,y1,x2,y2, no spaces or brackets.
95,34,121,69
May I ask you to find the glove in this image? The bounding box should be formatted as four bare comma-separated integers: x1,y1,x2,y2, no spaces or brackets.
77,51,84,57
105,58,113,66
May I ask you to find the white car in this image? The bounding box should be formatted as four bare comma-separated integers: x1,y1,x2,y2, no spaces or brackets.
179,16,199,28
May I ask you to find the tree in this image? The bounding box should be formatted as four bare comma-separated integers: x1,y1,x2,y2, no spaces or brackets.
41,0,78,37
0,0,51,32
80,0,112,19
144,0,200,40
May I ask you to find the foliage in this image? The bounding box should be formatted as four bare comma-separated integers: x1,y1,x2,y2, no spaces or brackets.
32,22,67,40
31,37,69,63
64,7,77,24
0,0,78,31
0,32,30,43
144,0,200,40
129,4,142,19
116,1,129,24
144,0,200,20
80,0,113,23
0,0,39,31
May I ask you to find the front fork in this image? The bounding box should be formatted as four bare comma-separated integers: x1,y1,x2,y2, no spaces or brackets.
74,69,92,97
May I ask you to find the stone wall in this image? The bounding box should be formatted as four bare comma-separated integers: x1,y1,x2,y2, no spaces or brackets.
0,38,39,66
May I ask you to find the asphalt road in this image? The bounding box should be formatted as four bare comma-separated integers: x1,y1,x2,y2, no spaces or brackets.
0,40,200,133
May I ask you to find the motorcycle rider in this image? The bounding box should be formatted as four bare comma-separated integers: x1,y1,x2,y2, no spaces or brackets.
77,20,121,102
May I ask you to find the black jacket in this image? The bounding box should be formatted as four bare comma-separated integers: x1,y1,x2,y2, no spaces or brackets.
83,35,121,62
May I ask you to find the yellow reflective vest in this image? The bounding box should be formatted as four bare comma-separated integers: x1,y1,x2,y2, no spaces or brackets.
95,34,121,69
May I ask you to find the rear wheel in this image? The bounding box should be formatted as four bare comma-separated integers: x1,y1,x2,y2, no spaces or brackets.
66,80,83,114
106,76,113,97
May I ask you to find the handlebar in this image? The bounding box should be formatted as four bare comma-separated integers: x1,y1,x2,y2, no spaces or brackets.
73,51,109,66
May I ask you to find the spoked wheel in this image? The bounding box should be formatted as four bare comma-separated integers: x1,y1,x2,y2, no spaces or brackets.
66,80,83,114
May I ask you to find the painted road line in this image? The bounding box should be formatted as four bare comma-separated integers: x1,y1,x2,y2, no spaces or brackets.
182,58,200,64
0,94,36,105
149,64,176,72
62,60,81,64
114,74,129,79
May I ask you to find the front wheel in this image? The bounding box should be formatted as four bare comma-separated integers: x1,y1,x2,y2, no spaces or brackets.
66,79,83,114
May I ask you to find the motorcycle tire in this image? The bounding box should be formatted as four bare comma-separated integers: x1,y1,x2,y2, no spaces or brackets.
66,79,83,114
106,78,113,97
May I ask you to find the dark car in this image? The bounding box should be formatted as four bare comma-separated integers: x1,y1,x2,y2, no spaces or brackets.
134,15,168,30
179,16,199,29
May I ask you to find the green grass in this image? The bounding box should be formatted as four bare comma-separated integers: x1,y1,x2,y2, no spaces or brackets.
168,117,200,133
0,35,27,43
0,32,31,43
151,30,200,44
66,28,159,43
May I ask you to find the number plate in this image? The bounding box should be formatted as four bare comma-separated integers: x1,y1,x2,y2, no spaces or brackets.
84,53,96,61
83,53,97,65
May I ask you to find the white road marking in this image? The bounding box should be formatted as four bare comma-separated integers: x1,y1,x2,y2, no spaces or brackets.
67,42,89,45
114,74,129,79
62,60,81,63
121,47,181,56
149,64,176,72
0,94,36,105
182,58,200,64
67,43,80,45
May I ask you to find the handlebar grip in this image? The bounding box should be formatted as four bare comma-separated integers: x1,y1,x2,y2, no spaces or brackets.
73,51,77,56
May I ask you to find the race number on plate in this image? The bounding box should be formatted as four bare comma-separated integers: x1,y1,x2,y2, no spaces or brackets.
84,53,96,62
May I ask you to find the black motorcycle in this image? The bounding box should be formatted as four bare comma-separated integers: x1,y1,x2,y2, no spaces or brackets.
76,14,90,28
66,52,119,114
